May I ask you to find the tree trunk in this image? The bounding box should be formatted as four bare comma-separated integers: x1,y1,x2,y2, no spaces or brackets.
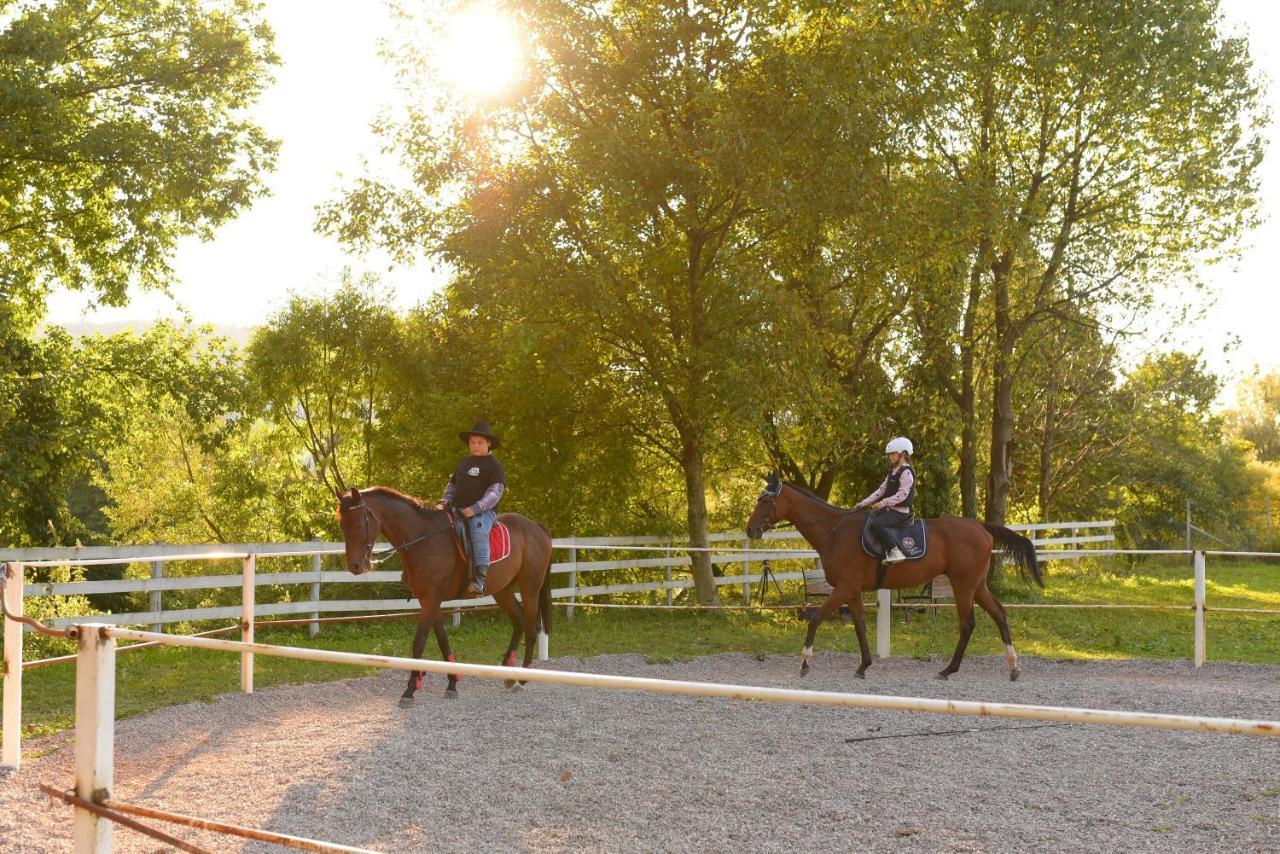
985,260,1014,527
680,436,718,605
1038,373,1056,522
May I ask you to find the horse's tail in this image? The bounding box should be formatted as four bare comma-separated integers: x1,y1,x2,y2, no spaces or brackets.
537,522,553,637
982,523,1044,588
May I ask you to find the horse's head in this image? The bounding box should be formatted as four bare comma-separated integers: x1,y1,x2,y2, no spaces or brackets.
335,487,379,575
745,473,786,539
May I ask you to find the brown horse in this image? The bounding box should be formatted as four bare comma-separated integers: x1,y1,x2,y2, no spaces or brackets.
335,486,554,700
744,474,1041,681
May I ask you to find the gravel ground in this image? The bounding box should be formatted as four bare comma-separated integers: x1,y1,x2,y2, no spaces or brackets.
1,652,1278,853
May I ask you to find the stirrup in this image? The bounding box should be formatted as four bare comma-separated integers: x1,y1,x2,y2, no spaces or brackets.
883,547,907,564
467,565,489,595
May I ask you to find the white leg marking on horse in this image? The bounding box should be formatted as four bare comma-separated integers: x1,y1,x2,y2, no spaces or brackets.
802,645,814,664
1004,643,1019,670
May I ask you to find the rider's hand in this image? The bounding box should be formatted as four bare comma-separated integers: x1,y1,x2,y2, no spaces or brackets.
435,502,446,511
461,507,475,518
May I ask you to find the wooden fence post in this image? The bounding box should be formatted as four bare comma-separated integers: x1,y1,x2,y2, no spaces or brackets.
567,541,577,621
2,563,23,769
242,554,255,693
1194,550,1206,668
309,552,321,639
149,558,164,633
73,623,116,854
877,587,891,658
741,538,751,604
665,537,674,606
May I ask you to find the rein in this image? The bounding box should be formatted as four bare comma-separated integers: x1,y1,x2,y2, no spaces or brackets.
349,498,454,567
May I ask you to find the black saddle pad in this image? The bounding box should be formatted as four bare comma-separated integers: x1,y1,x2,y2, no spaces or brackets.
861,513,928,561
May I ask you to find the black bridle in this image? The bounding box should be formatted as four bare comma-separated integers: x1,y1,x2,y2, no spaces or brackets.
751,485,860,553
343,495,454,570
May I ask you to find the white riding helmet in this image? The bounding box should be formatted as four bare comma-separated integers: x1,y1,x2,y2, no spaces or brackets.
885,436,914,455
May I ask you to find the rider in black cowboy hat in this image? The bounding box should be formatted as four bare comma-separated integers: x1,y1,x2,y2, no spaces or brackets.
434,421,506,594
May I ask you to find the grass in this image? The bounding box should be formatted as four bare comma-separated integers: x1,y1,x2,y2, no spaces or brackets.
2,556,1276,746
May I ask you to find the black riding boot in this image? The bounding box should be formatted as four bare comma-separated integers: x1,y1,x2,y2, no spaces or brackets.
468,562,489,595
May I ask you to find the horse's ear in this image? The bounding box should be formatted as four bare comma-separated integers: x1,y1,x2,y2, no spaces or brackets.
347,487,360,499
765,472,780,494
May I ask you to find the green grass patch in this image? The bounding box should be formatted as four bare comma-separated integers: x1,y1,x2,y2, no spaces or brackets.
2,557,1276,747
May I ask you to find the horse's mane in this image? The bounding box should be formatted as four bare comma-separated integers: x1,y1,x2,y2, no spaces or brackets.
365,486,439,517
783,481,855,513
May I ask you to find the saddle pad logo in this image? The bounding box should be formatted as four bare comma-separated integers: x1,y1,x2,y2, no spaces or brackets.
902,537,916,549
468,466,481,476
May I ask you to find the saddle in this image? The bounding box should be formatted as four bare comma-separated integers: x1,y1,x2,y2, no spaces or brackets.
861,512,928,562
448,512,512,566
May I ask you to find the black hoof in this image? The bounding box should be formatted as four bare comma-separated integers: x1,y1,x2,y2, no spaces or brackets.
398,696,415,708
508,683,524,693
1010,669,1021,682
800,664,810,677
445,688,459,699
854,670,867,679
935,672,950,681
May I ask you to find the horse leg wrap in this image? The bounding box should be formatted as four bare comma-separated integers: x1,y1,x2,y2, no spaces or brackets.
504,651,517,668
414,673,424,691
447,653,461,683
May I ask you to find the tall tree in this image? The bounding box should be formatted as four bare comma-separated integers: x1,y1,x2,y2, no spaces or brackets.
323,1,913,602
913,0,1264,523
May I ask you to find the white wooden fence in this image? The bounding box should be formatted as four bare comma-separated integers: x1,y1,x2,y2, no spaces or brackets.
2,520,1130,768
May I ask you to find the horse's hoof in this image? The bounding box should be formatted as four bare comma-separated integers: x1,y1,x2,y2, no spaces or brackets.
445,688,459,699
502,680,515,690
854,670,867,679
398,696,415,708
935,672,950,681
509,683,524,693
800,664,810,677
1010,669,1021,682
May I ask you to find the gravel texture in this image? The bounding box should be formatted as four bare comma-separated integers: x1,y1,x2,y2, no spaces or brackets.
1,652,1278,853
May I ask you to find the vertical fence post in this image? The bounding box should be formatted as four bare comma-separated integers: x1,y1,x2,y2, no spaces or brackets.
3,563,23,769
453,609,461,627
73,623,116,854
740,538,751,604
664,537,674,606
149,558,164,633
309,553,321,639
877,587,891,659
242,554,255,693
1194,550,1206,668
567,541,577,621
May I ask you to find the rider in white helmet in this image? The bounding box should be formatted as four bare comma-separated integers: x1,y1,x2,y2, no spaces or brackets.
854,437,916,564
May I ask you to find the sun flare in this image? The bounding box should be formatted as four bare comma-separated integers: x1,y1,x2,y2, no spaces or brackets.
436,6,525,98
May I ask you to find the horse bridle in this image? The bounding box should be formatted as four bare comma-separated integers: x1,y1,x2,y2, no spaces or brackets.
343,497,452,569
753,485,859,553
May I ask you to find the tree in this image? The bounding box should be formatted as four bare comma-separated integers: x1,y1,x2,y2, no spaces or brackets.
911,0,1264,524
1225,371,1280,463
245,279,402,495
323,1,917,603
0,0,278,309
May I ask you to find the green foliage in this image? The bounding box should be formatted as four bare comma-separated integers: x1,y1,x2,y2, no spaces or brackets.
0,0,278,307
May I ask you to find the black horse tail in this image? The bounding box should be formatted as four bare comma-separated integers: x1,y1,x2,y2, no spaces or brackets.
983,523,1044,588
537,522,553,637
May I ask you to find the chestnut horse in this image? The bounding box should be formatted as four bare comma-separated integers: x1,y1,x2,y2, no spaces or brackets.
335,486,553,700
744,474,1041,681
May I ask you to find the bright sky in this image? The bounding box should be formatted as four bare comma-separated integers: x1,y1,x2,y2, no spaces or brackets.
45,0,1280,391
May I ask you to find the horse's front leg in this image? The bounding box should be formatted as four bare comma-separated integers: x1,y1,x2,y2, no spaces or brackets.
402,615,431,701
848,594,872,678
801,585,854,676
432,616,460,697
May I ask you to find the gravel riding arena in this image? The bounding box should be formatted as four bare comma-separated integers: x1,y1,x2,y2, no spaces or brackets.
2,651,1278,852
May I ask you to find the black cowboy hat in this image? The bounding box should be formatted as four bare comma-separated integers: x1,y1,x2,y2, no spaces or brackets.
459,420,501,449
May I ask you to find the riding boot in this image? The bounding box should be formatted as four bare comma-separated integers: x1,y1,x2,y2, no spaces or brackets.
883,547,907,564
468,562,489,595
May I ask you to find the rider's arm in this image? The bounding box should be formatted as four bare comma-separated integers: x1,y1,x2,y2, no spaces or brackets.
874,467,914,510
440,475,456,506
469,482,505,515
855,477,889,509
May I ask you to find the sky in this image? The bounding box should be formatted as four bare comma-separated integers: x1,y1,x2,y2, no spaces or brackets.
45,0,1280,393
